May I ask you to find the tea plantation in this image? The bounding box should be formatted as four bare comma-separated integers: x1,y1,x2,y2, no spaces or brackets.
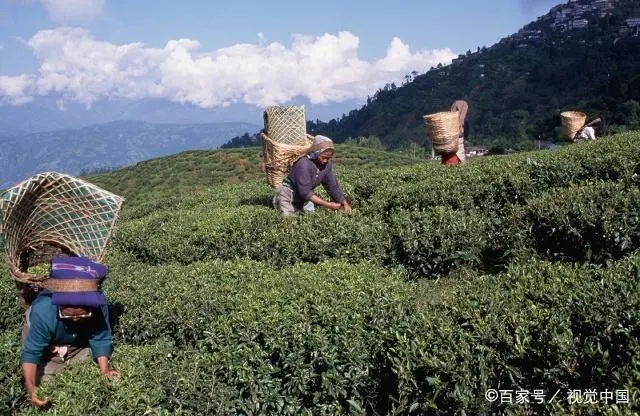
1,134,639,415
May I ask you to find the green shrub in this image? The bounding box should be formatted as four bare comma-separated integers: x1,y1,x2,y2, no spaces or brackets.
3,132,640,415
102,259,412,414
345,134,640,216
518,181,640,264
13,343,177,416
373,256,640,415
0,329,26,413
113,207,390,268
388,207,491,278
0,263,22,332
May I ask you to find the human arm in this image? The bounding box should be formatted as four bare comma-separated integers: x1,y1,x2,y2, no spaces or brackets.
97,356,120,378
322,169,351,212
22,363,50,408
89,305,119,378
20,307,53,408
308,194,342,210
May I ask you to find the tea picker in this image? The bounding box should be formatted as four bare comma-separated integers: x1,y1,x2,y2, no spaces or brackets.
0,172,124,408
260,105,352,216
20,256,120,409
424,99,469,165
275,135,352,215
577,118,601,141
560,111,601,142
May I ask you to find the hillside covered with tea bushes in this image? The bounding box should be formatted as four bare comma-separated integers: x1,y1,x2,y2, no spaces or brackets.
83,144,424,210
1,132,640,415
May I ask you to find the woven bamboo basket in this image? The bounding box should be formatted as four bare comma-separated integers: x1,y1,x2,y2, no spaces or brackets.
561,111,586,141
261,132,313,188
0,172,124,307
261,105,312,188
263,105,308,146
423,111,461,155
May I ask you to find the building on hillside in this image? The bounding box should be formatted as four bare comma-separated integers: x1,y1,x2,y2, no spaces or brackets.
593,0,613,10
572,19,589,29
466,146,489,157
515,29,543,40
626,18,640,27
593,0,608,6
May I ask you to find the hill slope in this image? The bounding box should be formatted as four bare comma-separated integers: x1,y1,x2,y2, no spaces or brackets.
298,0,640,149
1,131,640,414
84,144,424,209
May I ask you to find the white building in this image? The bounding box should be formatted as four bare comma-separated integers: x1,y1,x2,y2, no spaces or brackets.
572,19,589,29
593,0,612,9
626,18,640,27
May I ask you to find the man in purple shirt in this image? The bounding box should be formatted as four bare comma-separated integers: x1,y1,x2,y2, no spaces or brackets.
273,135,352,216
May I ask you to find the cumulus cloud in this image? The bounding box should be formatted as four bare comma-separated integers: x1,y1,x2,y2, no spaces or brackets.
0,74,34,105
0,27,457,108
40,0,105,23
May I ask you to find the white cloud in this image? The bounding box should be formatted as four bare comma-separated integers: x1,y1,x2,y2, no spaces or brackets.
40,0,105,23
0,27,457,109
0,74,34,105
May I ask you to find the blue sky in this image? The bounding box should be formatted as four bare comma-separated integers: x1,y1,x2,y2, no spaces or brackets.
0,0,564,110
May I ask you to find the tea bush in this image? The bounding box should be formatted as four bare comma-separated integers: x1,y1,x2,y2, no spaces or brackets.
0,277,22,331
9,259,414,415
0,329,25,413
388,206,491,278
3,255,638,415
371,255,640,415
518,181,640,264
344,133,640,216
114,207,391,268
2,132,640,415
113,156,640,278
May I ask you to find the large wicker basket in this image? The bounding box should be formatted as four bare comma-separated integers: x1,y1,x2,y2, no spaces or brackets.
261,132,313,188
261,105,312,188
0,172,124,307
263,106,308,146
561,111,586,141
423,111,461,155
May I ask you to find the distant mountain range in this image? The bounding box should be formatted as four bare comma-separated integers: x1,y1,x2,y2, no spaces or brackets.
0,96,362,135
0,120,258,187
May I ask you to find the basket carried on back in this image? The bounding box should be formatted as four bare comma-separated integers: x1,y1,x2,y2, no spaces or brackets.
261,133,313,188
423,111,461,155
0,172,124,306
261,105,313,188
560,111,586,141
263,106,308,146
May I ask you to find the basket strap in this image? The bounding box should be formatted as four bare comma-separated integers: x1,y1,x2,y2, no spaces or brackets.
43,278,99,292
